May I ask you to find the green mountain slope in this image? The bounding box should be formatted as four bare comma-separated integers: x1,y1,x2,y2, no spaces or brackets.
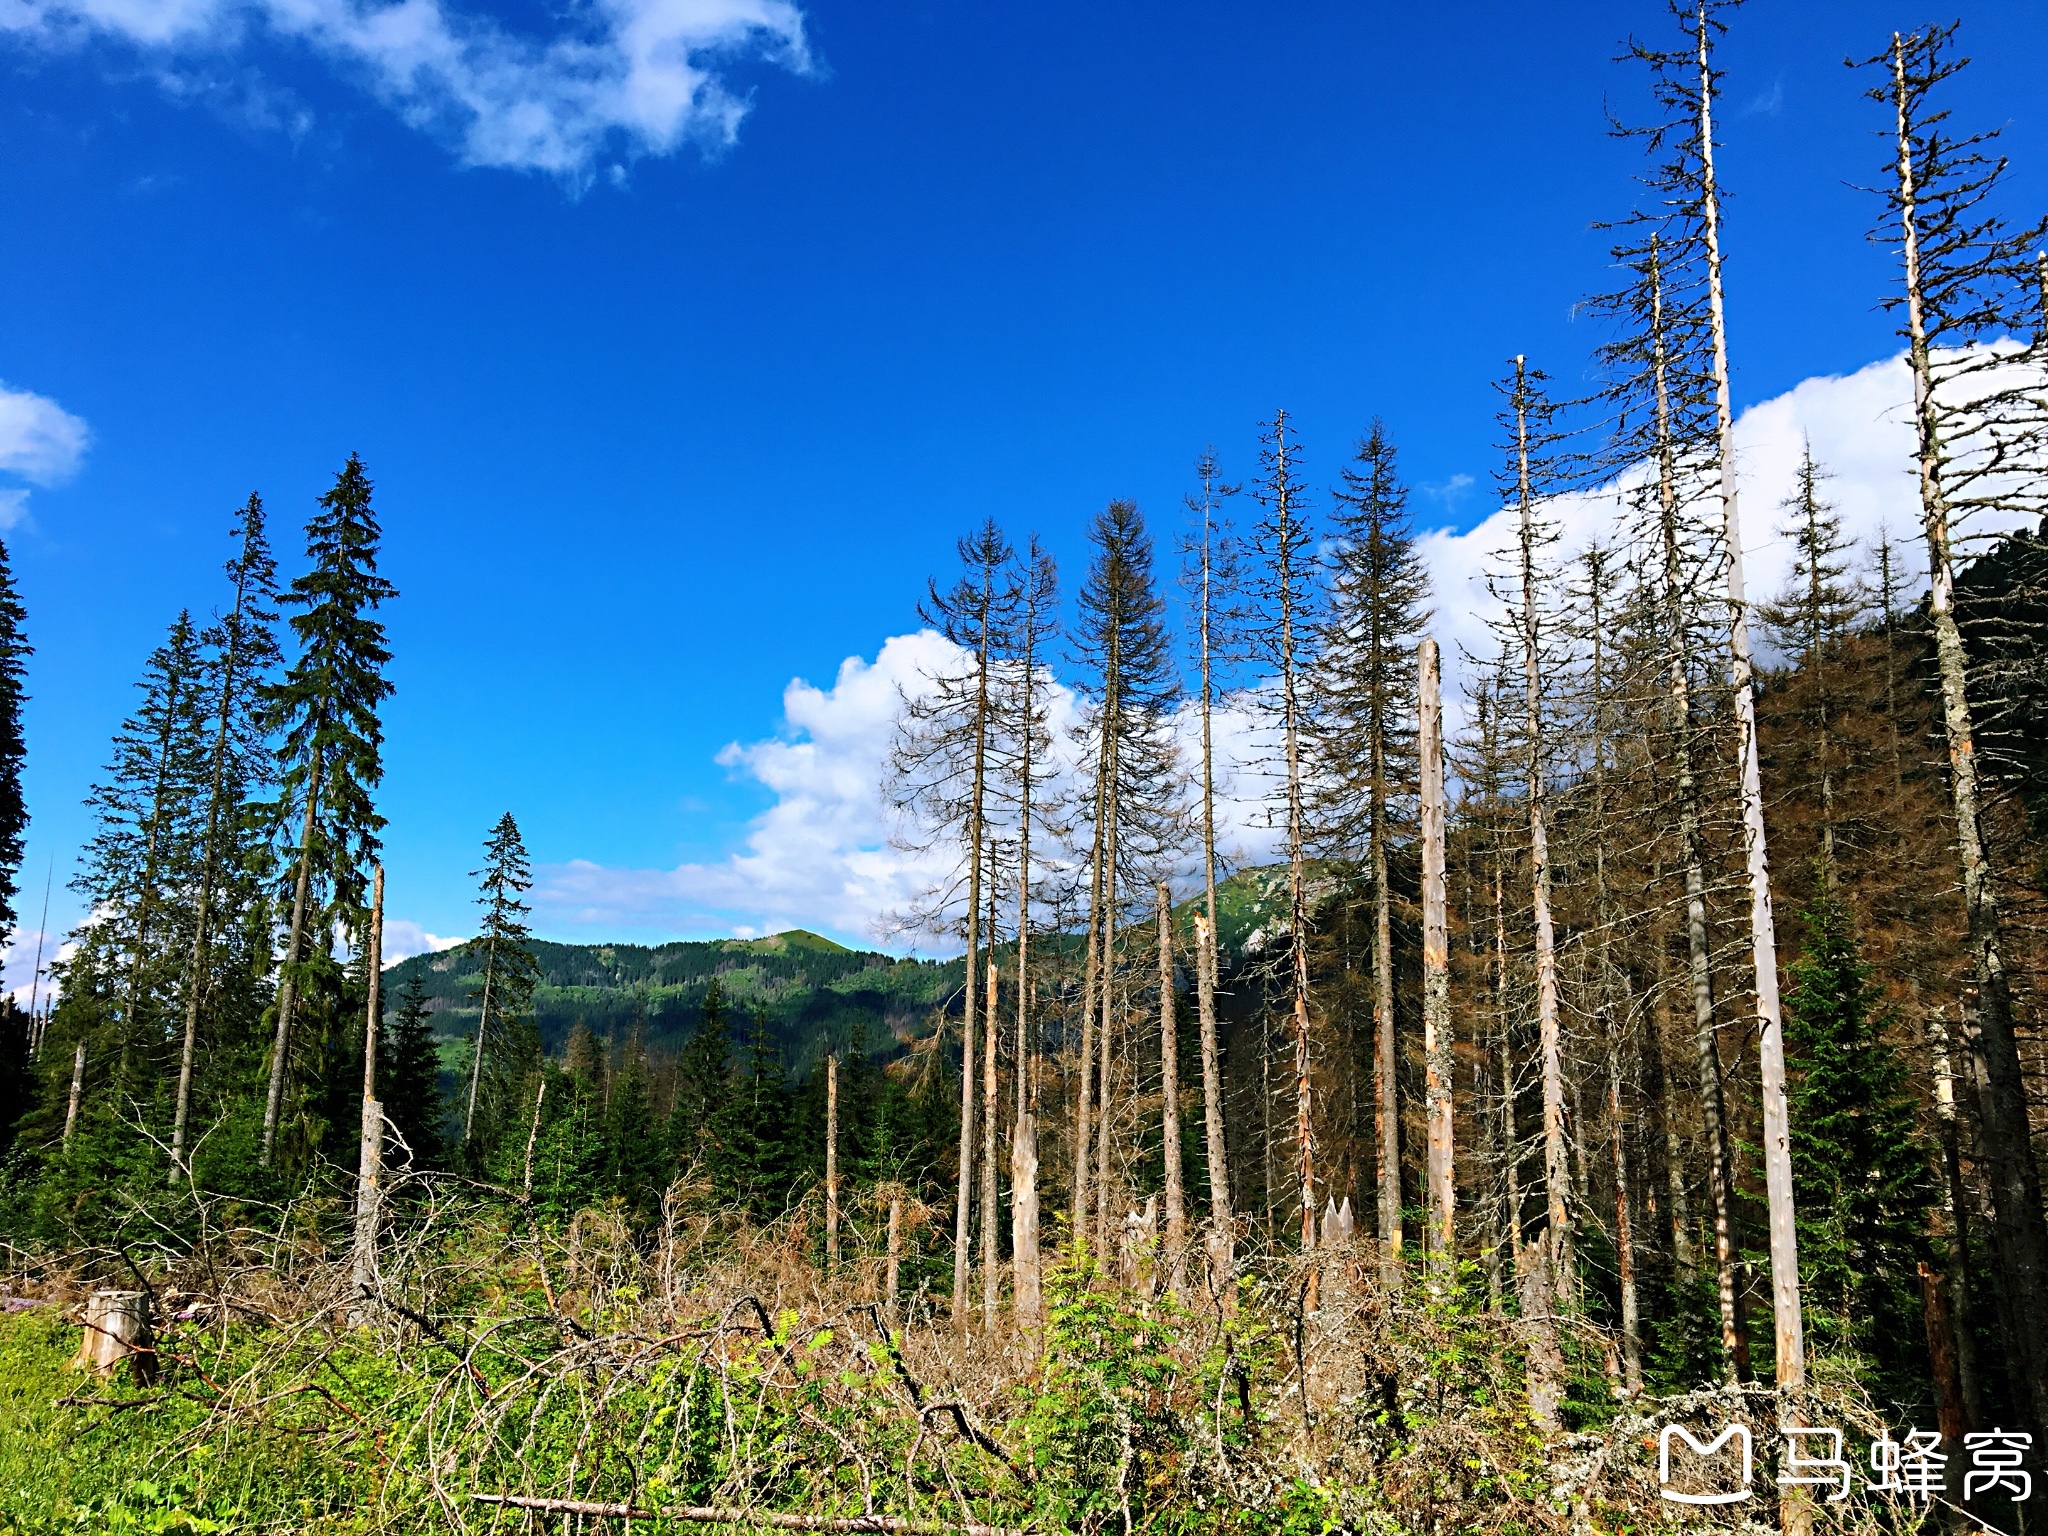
386,930,963,1072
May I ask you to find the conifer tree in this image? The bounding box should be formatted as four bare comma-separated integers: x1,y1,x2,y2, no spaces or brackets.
1248,412,1317,1251
1071,499,1180,1254
380,970,445,1171
172,495,280,1173
76,611,210,1084
1491,359,1572,1318
1784,886,1934,1400
260,456,397,1168
1760,448,1862,876
462,812,540,1150
0,538,29,943
887,521,1016,1322
1864,23,2048,1436
1311,420,1431,1277
1179,450,1240,1280
668,980,733,1168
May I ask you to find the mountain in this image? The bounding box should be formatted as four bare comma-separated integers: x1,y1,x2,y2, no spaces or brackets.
383,867,1297,1075
385,930,963,1073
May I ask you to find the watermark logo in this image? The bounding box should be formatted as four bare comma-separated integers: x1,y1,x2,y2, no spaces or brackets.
1654,1425,2034,1508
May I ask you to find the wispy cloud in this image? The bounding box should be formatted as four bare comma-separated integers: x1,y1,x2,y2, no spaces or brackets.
0,0,810,179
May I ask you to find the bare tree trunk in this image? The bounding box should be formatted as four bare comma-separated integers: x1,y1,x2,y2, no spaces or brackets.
1927,1011,1984,1426
952,586,998,1332
1648,238,1746,1377
1494,842,1517,1292
826,1052,839,1267
1889,37,2048,1438
886,1194,902,1325
1419,638,1453,1282
982,955,999,1328
350,866,385,1323
1094,768,1120,1259
463,934,498,1146
1269,413,1315,1254
1373,801,1400,1286
63,1039,84,1150
1696,10,1802,1422
1193,482,1233,1285
262,750,323,1168
1512,358,1571,1312
1194,915,1232,1294
1011,625,1041,1327
173,591,256,1176
1156,883,1185,1286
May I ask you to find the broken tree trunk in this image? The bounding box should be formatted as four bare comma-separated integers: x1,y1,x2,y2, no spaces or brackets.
1419,637,1453,1282
350,865,386,1322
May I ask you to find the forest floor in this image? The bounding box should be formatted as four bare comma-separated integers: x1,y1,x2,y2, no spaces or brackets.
0,1190,1919,1535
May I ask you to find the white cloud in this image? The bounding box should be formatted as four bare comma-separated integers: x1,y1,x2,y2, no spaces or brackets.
0,382,90,525
0,0,809,178
381,917,464,965
536,631,966,946
543,353,2044,948
2,928,74,1010
1415,349,2043,713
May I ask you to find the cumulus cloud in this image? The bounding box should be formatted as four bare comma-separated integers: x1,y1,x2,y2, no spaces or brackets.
381,917,464,965
0,381,90,525
1416,350,2042,712
542,353,2042,948
0,0,810,177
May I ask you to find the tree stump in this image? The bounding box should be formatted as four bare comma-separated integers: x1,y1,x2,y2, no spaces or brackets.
73,1289,154,1383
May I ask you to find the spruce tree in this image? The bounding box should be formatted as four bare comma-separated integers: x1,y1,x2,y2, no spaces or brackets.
668,979,733,1170
1784,885,1934,1403
171,494,282,1173
604,1037,664,1216
1311,420,1431,1267
0,538,29,942
74,612,210,1090
261,455,397,1168
461,812,541,1152
711,1008,791,1215
380,970,445,1171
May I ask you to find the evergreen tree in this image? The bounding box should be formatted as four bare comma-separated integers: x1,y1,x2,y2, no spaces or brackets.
0,538,30,941
667,980,733,1170
261,455,397,1168
603,1036,664,1216
74,612,211,1086
1310,420,1432,1261
172,493,282,1174
380,970,445,1172
461,812,541,1153
1784,883,1934,1404
710,1008,791,1215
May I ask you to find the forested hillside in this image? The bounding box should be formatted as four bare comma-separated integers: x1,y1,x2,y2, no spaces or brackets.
387,930,959,1068
5,7,2048,1534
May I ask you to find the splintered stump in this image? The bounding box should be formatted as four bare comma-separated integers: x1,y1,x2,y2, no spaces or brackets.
73,1289,154,1383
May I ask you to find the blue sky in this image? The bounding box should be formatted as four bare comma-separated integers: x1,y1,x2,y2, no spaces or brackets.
3,0,2045,964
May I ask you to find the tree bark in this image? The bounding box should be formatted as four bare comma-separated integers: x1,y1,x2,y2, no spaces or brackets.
952,579,996,1331
262,749,323,1168
826,1052,839,1267
1418,638,1453,1281
1889,35,2048,1439
1512,359,1571,1312
1156,883,1185,1287
63,1038,84,1150
1926,1010,1984,1426
1193,478,1233,1286
1696,10,1803,1417
981,956,999,1328
463,930,498,1146
350,865,385,1323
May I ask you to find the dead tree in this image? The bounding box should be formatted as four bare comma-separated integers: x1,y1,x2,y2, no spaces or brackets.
1250,410,1319,1252
1181,448,1240,1284
350,864,385,1321
1866,20,2048,1438
1418,637,1453,1279
887,521,1017,1327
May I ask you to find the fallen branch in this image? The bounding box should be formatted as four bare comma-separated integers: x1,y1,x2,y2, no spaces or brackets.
469,1491,1027,1534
